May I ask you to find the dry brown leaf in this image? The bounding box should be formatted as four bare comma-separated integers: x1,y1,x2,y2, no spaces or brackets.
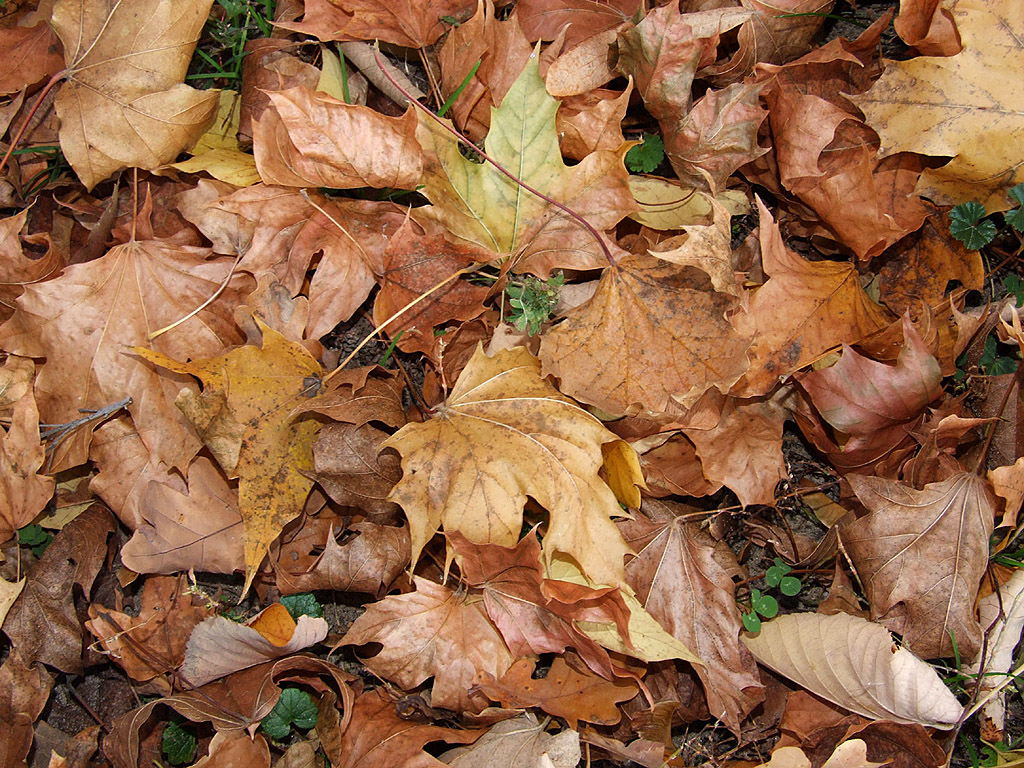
383,345,642,588
440,712,581,768
2,505,114,672
135,322,323,596
341,576,513,713
254,87,422,190
990,458,1024,529
540,253,749,415
852,0,1024,210
475,655,637,728
119,456,243,575
0,380,54,543
277,0,476,48
894,0,961,55
0,238,244,472
843,472,996,659
194,731,270,768
51,0,219,189
730,199,892,397
310,423,402,520
0,18,64,96
0,574,25,629
0,649,53,768
556,87,631,161
181,603,329,687
742,611,962,728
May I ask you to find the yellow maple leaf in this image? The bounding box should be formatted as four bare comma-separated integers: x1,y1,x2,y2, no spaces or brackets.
382,345,644,588
851,0,1024,211
135,321,322,596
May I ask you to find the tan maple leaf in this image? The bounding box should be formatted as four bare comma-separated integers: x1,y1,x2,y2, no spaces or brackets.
843,472,996,659
539,253,750,415
341,576,513,713
51,0,220,189
851,0,1024,210
0,239,243,472
383,345,643,588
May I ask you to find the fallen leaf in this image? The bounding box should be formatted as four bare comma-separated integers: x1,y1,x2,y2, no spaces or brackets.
119,455,244,575
341,576,513,713
0,574,25,629
851,0,1024,210
51,0,220,189
0,649,53,768
255,87,422,190
991,458,1024,529
475,655,637,728
742,611,962,728
0,237,244,472
310,423,403,520
194,731,270,768
86,575,215,683
135,321,323,596
181,604,329,687
278,0,477,48
414,52,636,275
440,712,581,768
620,501,764,733
171,91,261,187
539,253,750,414
2,505,114,672
383,344,641,588
843,472,996,659
647,197,739,296
0,18,64,96
0,381,54,543
730,199,892,397
331,688,480,768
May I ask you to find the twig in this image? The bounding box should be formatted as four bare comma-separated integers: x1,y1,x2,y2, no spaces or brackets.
41,396,132,469
339,42,425,108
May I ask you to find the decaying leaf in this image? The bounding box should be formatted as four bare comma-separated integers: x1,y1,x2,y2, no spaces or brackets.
440,712,580,768
383,344,642,588
135,321,323,596
51,0,220,189
742,611,962,728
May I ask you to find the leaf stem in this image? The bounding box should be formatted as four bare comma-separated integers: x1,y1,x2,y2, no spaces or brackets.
0,71,66,180
370,44,617,266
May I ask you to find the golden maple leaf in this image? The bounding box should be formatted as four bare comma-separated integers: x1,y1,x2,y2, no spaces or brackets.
382,345,644,588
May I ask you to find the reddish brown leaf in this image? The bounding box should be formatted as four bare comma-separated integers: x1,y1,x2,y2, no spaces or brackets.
620,501,763,733
310,423,403,521
278,0,477,48
341,577,514,713
0,378,54,543
475,655,638,728
0,20,64,96
843,472,996,658
0,649,53,768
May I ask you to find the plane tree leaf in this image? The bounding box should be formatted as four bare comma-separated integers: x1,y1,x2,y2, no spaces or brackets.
742,611,962,729
413,52,637,275
383,345,643,588
51,0,220,189
539,253,750,414
135,322,324,597
851,0,1024,211
340,576,513,713
843,472,997,659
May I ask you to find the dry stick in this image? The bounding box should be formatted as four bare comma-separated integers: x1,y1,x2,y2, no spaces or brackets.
339,42,425,108
370,44,617,267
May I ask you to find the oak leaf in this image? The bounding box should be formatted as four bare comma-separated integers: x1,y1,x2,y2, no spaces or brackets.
475,655,637,728
341,576,513,713
136,321,323,596
540,253,749,414
51,0,220,189
851,0,1024,210
382,345,642,588
620,501,764,733
843,472,996,658
0,238,244,472
742,611,962,728
730,199,892,397
414,53,637,275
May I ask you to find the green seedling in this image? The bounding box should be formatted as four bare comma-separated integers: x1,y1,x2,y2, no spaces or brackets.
280,592,324,620
625,133,665,174
18,523,52,558
505,272,564,336
260,687,318,740
162,720,198,766
741,588,778,633
948,183,1024,250
764,557,803,597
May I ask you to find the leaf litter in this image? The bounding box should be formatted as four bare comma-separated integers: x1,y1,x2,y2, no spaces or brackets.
0,0,1023,766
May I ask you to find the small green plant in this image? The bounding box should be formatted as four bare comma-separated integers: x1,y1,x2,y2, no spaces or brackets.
625,133,665,174
162,720,198,766
280,592,323,620
188,0,276,89
18,523,52,557
260,688,318,740
505,272,564,335
741,558,804,632
948,184,1024,250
